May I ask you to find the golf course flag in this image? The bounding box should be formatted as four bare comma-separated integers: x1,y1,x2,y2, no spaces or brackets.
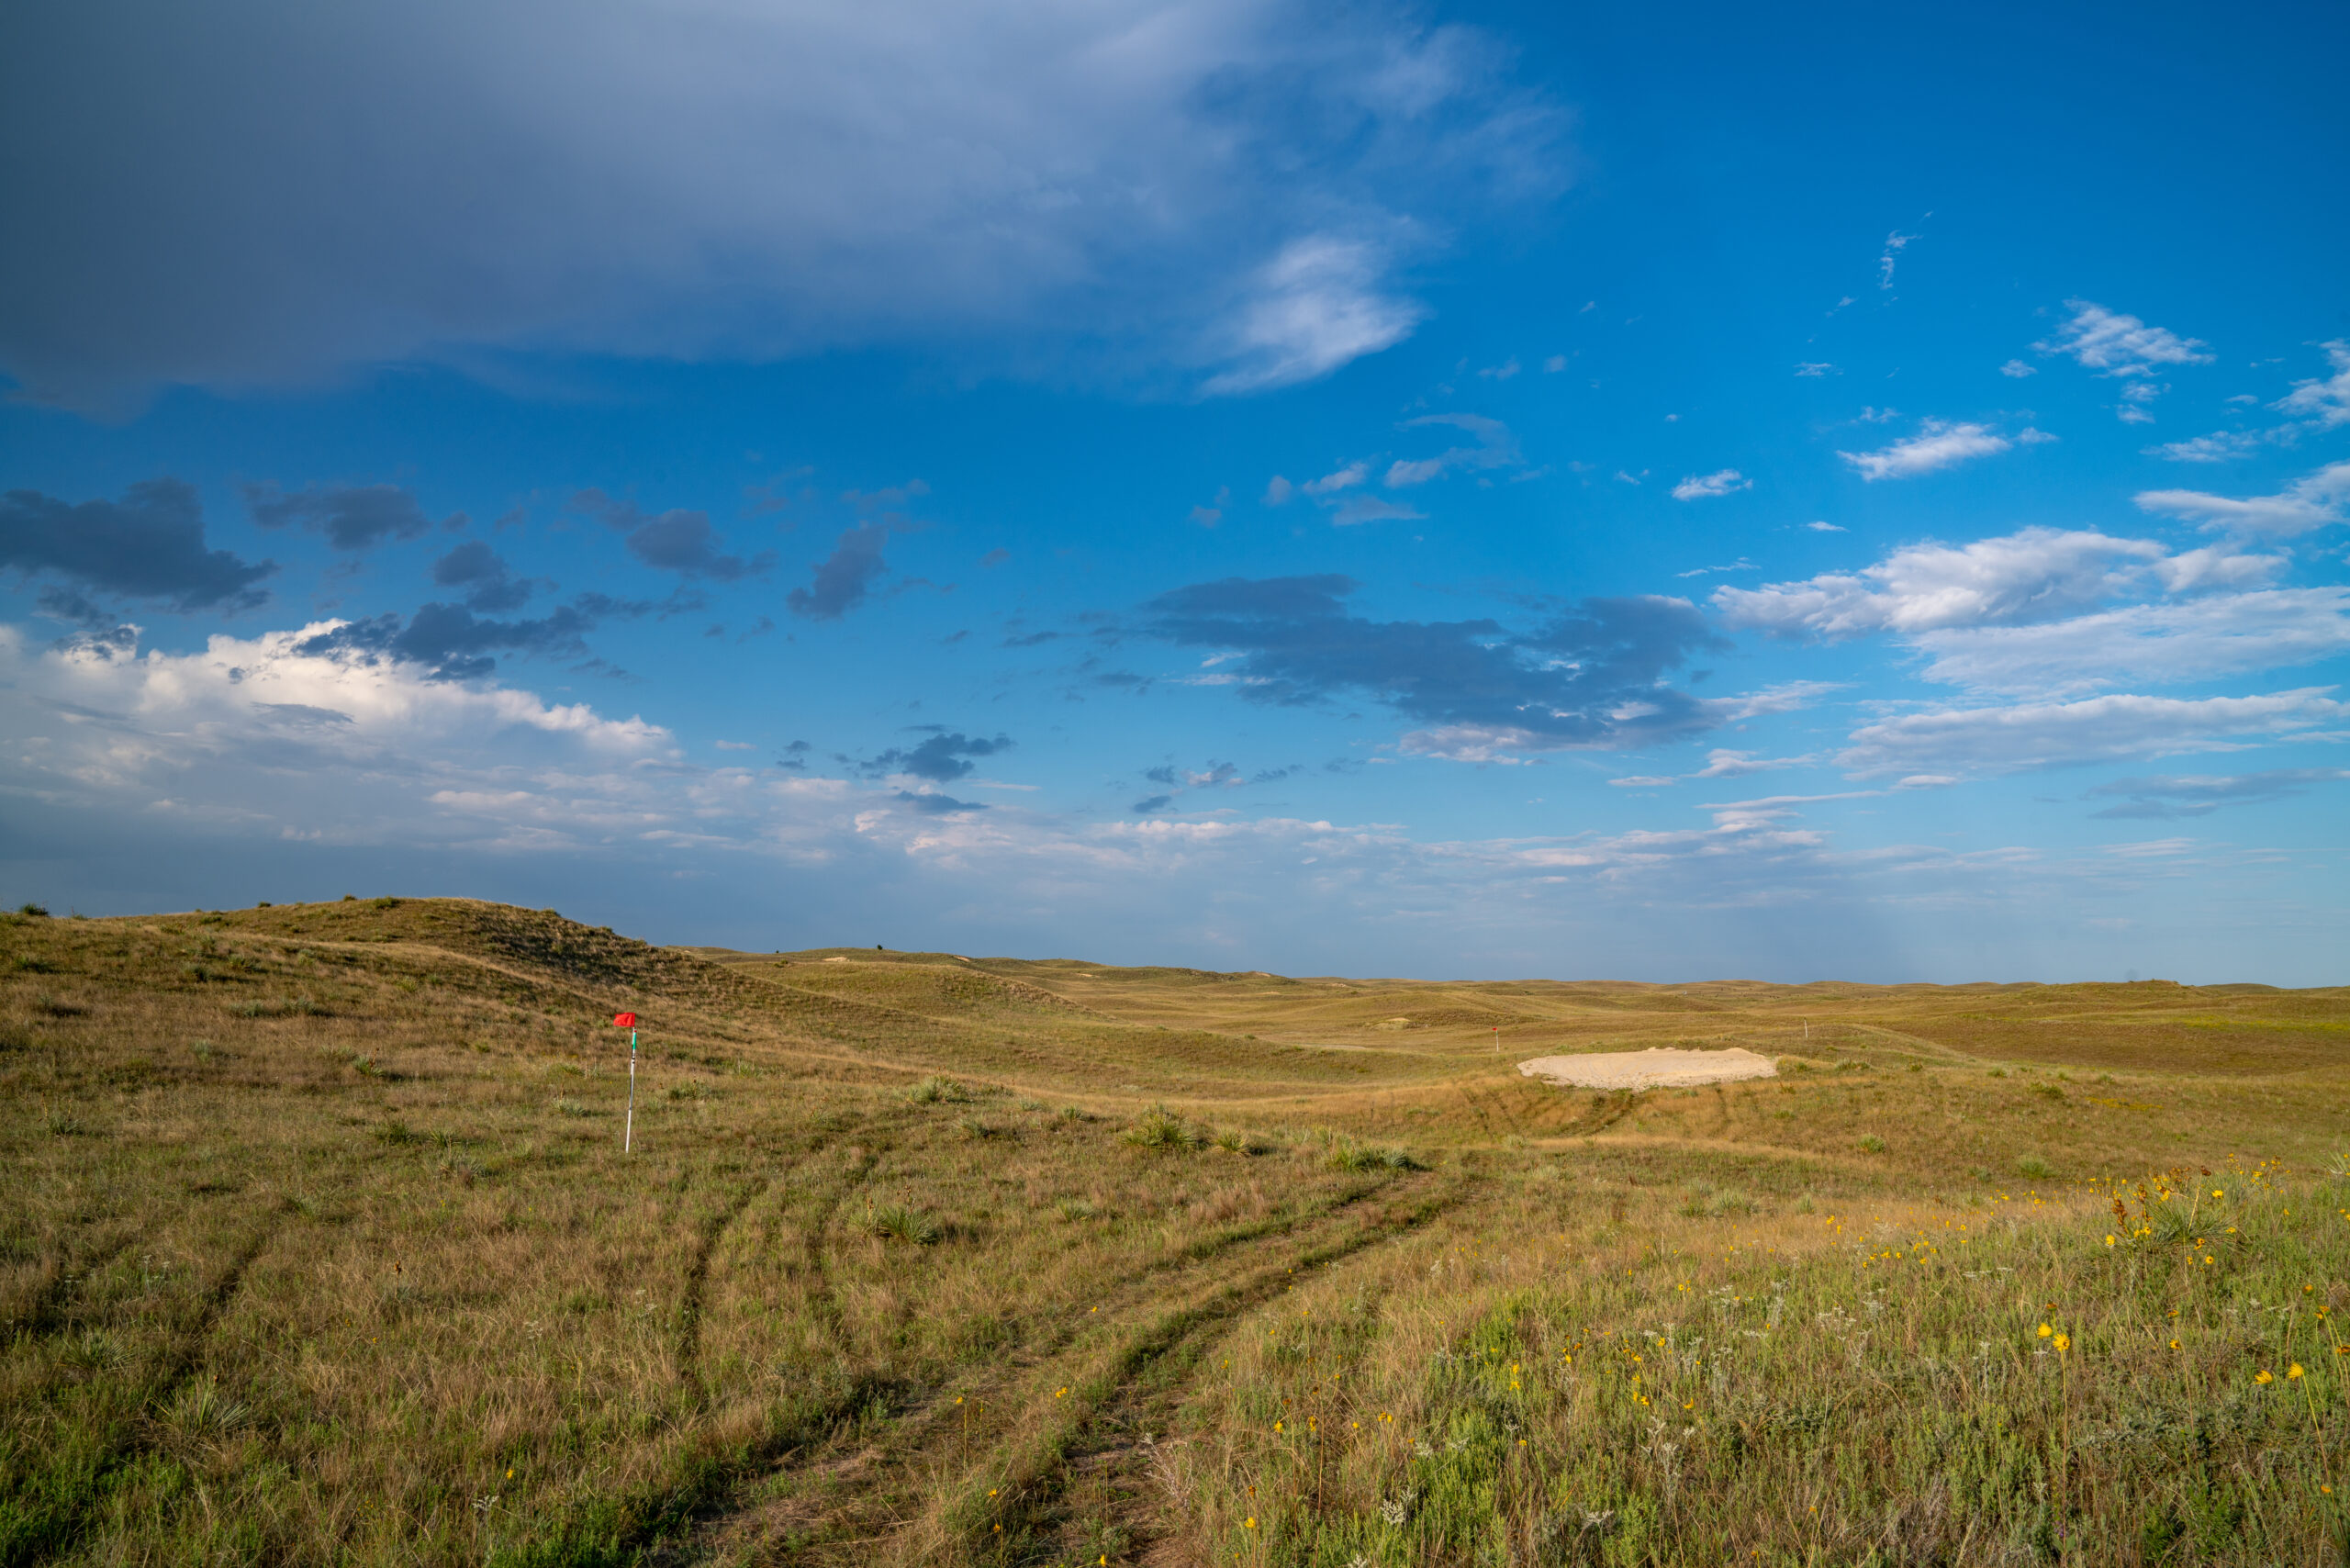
612,1014,638,1152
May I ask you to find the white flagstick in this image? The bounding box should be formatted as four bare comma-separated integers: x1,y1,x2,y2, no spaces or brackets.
624,1028,638,1154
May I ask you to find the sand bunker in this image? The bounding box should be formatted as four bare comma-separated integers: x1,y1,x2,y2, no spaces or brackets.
1517,1047,1777,1091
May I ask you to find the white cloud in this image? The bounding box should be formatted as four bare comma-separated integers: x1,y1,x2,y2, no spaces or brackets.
1838,420,2011,481
1382,414,1519,487
2134,460,2350,540
1202,237,1426,395
1396,725,1540,763
1877,230,1918,290
0,620,673,845
12,622,2343,984
6,1,1562,411
2273,340,2350,430
1262,476,1293,506
1303,462,1370,496
1477,357,1520,380
1688,749,1809,779
1794,363,1837,377
2146,431,2266,464
1606,775,1675,788
1999,359,2036,378
1672,468,1751,501
2148,546,2291,595
2035,301,2213,377
1716,528,2163,638
1805,521,1845,532
1329,495,1425,526
1908,588,2350,696
713,740,755,751
1838,689,2346,778
1698,681,1842,722
1543,354,1567,373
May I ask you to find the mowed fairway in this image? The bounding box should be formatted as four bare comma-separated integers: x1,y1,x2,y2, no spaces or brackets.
3,899,2345,1566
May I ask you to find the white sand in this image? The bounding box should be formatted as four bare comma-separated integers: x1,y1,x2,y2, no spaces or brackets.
1517,1047,1778,1091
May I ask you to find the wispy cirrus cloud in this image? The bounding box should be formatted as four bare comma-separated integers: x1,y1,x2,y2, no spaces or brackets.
2086,767,2350,820
2134,460,2350,540
1671,469,1751,500
1838,420,2033,481
1837,689,2347,778
2035,300,2212,377
1201,237,1426,396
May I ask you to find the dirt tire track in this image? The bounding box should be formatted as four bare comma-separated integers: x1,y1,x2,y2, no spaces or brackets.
678,1170,777,1397
17,1216,281,1567
973,1172,1475,1565
680,1171,1432,1564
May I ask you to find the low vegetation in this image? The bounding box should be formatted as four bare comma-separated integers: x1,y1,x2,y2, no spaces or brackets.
0,898,2343,1565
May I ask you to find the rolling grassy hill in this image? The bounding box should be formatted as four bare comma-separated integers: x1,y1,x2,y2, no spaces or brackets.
2,898,2344,1565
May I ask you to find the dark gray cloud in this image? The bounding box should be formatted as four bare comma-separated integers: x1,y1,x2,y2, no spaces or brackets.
788,525,890,621
892,790,986,815
430,540,533,612
293,591,647,679
0,0,1558,411
865,731,1013,783
570,490,771,582
2087,768,2350,820
243,481,449,551
1,479,274,610
1142,765,1178,786
1143,575,1727,750
1131,794,1175,813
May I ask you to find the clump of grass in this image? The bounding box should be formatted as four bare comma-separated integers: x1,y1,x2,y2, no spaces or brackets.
1328,1137,1419,1172
1123,1107,1206,1151
1677,1180,1756,1217
2030,1081,2066,1101
1211,1128,1269,1156
868,1203,940,1244
551,1097,601,1118
1055,1197,1101,1221
2017,1153,2056,1179
375,1120,422,1146
1857,1134,1887,1153
159,1377,248,1450
956,1115,1008,1141
906,1075,973,1105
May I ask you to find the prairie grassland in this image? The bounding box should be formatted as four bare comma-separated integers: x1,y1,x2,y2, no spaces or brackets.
0,898,2343,1566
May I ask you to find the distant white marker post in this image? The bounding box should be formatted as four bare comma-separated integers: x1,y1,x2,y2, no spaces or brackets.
612,1012,639,1152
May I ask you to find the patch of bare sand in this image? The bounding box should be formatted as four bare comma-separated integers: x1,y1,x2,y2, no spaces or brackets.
1517,1047,1778,1091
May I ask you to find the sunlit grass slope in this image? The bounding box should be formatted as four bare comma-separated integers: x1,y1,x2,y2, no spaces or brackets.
2,898,2344,1565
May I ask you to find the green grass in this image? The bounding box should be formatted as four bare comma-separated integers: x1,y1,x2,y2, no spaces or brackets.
0,897,2344,1566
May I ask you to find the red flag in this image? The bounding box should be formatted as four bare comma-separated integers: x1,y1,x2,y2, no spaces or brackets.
612,1012,637,1027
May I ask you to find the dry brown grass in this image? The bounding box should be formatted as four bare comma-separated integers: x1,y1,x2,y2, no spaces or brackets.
1,899,2343,1565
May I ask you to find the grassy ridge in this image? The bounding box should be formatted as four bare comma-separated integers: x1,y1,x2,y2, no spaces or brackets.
1,899,2344,1564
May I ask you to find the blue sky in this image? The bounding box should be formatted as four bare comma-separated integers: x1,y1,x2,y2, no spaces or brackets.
3,0,2345,982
